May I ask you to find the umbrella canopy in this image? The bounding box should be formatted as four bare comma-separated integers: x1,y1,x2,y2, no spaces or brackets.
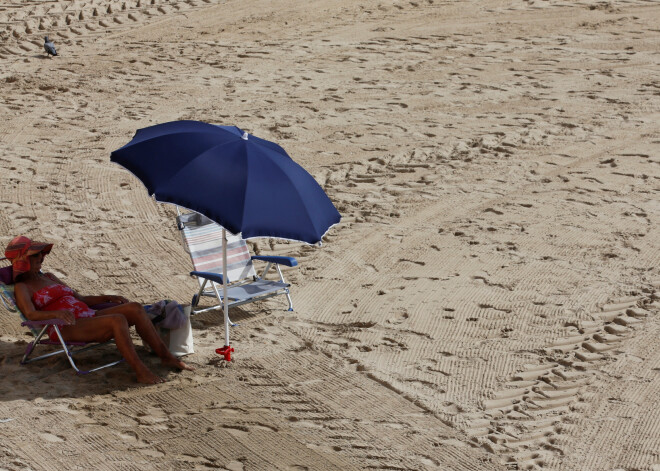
111,120,340,244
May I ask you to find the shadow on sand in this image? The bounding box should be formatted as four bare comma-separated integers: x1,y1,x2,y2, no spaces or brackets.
0,305,255,402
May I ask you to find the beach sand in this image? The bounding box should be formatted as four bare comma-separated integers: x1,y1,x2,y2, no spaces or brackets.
0,0,659,469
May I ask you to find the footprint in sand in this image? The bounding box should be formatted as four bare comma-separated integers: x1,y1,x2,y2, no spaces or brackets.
387,310,409,325
218,422,278,437
39,432,66,443
224,461,245,471
133,406,170,430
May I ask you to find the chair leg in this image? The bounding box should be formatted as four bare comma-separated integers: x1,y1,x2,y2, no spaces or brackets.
221,301,237,327
21,325,48,364
22,325,124,375
276,265,294,311
285,288,294,311
191,280,207,314
212,282,238,326
52,325,82,373
22,325,82,373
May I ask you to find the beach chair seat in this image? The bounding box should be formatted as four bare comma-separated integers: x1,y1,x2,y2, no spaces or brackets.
176,211,298,322
0,260,123,375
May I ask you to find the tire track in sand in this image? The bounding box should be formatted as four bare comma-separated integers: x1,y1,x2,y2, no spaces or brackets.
0,0,223,60
465,289,659,469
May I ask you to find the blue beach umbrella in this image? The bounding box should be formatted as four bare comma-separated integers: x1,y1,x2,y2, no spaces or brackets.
110,120,341,357
111,120,340,244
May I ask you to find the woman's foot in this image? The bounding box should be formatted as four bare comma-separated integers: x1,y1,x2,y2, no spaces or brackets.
162,356,195,371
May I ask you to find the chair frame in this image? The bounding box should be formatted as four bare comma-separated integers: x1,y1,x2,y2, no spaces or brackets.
176,209,297,324
0,258,123,375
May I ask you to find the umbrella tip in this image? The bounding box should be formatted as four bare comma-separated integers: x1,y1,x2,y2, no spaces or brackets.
242,132,248,140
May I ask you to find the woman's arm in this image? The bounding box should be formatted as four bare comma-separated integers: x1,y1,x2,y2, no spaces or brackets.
14,283,76,324
44,272,128,306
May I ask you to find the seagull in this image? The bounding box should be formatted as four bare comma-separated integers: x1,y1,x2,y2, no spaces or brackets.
44,36,57,56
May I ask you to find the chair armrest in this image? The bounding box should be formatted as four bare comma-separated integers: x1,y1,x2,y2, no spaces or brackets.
21,318,68,327
251,256,298,267
191,271,224,285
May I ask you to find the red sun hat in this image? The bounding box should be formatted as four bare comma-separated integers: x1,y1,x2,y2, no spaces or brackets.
4,236,53,281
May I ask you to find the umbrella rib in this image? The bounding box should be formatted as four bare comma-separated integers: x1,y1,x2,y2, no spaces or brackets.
238,142,250,232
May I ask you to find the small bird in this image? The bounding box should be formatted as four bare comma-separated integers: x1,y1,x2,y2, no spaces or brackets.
44,36,57,56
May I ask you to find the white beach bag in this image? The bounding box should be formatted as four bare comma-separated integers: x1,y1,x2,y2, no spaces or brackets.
158,305,194,357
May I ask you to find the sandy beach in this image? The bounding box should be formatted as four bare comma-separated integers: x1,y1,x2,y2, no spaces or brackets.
1,0,659,469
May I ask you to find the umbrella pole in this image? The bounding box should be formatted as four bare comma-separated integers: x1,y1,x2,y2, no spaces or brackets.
216,227,234,361
223,228,230,347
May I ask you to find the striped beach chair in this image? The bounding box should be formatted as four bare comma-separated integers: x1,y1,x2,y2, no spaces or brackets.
0,258,123,374
176,211,297,322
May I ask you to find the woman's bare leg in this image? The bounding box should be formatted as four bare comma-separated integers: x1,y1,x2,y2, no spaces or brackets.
96,302,194,371
60,315,164,384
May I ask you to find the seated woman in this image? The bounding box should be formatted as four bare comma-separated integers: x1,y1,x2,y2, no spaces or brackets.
6,235,194,384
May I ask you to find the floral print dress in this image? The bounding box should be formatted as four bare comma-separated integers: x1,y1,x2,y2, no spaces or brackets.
32,284,96,341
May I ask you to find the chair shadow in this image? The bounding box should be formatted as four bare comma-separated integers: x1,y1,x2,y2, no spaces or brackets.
0,304,274,402
0,338,171,401
189,304,255,328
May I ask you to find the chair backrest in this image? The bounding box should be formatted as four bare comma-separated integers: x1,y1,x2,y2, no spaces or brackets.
0,264,17,313
0,263,43,338
177,212,257,284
